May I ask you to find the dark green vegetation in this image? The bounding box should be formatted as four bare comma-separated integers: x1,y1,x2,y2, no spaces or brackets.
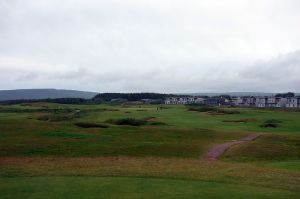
93,92,175,102
187,105,240,114
74,122,108,128
1,102,300,198
106,117,148,126
275,92,295,98
260,119,283,128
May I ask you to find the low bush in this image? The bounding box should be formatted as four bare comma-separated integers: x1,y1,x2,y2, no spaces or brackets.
264,119,282,124
188,106,240,114
37,115,50,121
106,118,147,126
260,119,282,128
222,118,256,123
74,122,108,128
149,121,167,126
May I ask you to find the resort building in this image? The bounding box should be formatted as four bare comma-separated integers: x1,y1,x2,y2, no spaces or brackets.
165,96,300,108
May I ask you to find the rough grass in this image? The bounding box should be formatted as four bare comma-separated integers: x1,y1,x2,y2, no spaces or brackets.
222,134,300,161
1,103,300,198
1,157,300,196
0,117,234,157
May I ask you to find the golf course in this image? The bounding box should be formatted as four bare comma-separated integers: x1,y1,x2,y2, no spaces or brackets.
1,102,300,198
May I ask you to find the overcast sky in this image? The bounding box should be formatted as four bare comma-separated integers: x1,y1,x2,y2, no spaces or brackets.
1,0,300,93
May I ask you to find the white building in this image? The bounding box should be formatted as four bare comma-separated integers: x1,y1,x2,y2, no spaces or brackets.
165,96,299,108
286,97,299,108
165,97,204,105
256,97,267,107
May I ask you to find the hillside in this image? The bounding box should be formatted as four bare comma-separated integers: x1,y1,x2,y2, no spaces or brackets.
0,89,98,101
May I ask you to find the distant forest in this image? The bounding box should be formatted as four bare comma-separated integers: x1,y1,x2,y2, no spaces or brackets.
93,93,177,102
0,93,179,104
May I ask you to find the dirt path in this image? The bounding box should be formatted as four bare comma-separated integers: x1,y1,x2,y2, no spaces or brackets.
203,134,261,161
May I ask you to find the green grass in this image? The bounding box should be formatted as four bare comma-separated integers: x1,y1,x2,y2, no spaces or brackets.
263,161,300,172
1,102,300,198
222,134,300,161
1,176,298,199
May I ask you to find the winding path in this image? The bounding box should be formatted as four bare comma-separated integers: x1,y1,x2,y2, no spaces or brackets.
203,134,261,161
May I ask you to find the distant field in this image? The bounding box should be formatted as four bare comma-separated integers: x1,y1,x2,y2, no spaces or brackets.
0,103,300,198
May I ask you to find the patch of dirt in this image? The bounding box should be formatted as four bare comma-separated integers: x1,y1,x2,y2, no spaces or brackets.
203,134,261,161
143,117,157,122
206,111,225,115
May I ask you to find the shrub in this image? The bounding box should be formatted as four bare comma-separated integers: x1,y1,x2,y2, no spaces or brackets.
106,118,147,126
260,119,282,128
188,106,240,114
74,122,108,128
149,121,167,126
264,119,282,124
261,123,279,128
222,118,256,123
37,115,50,121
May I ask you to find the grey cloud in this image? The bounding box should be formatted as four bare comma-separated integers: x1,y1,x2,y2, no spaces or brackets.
16,72,39,81
241,50,300,80
237,50,300,92
1,0,300,92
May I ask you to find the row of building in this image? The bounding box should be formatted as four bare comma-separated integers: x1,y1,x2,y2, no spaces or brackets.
164,96,300,108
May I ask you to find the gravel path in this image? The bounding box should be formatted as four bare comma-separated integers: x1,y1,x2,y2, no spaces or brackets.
203,134,261,161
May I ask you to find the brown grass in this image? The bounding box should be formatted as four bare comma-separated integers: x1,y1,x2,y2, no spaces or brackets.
1,156,300,192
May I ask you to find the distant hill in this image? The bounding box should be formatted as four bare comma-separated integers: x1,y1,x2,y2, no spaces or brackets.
0,89,98,101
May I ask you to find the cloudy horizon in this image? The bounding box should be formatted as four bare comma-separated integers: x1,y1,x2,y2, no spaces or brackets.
1,0,300,93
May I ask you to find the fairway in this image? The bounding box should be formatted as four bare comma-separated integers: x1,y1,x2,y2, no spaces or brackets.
1,176,298,199
1,103,300,198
